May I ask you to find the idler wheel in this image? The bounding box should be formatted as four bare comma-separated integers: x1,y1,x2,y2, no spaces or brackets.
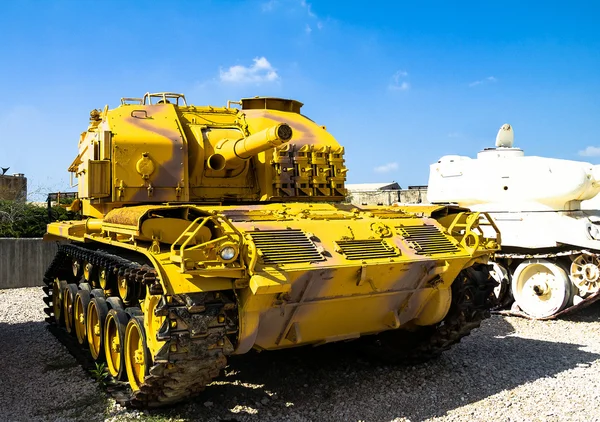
52,278,68,326
86,297,109,361
63,283,79,334
74,289,91,345
104,309,130,380
124,316,150,391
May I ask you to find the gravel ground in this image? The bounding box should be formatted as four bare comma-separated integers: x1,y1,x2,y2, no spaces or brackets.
1,287,599,422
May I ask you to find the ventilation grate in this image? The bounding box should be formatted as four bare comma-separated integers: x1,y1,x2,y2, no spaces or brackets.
248,230,325,265
398,225,460,255
335,239,399,260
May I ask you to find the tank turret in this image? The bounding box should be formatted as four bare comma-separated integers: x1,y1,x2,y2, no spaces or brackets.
428,124,600,318
69,92,347,218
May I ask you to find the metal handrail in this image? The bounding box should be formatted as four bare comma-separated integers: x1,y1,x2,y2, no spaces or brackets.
170,214,245,271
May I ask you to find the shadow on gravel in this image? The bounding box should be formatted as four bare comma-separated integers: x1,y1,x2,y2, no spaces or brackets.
138,315,600,422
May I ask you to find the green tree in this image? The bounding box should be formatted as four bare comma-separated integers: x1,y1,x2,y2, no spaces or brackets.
0,200,79,238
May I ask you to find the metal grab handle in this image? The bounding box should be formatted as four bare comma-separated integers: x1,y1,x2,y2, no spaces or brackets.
130,110,149,119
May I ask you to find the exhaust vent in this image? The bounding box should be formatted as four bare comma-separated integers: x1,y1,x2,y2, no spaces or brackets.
248,229,325,265
398,225,460,255
335,239,399,260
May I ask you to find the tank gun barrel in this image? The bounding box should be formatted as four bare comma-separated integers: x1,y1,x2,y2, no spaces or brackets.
208,123,293,171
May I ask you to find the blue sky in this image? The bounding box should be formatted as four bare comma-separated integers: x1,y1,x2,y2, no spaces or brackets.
1,0,599,199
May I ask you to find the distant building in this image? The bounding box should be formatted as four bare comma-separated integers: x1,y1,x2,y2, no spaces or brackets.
345,182,428,206
0,172,27,201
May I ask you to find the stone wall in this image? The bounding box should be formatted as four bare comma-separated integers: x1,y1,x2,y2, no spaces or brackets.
0,238,57,289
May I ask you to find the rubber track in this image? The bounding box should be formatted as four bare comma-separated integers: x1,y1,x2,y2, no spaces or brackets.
361,263,496,364
43,243,237,408
414,264,497,359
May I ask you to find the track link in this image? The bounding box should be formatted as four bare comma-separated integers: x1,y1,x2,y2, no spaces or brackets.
43,243,238,408
359,263,497,364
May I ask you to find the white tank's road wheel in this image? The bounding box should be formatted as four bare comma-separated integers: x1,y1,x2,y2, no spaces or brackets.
570,254,600,295
489,261,510,303
512,259,572,318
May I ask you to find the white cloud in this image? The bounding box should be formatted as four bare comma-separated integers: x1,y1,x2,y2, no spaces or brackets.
469,76,497,87
374,162,399,173
261,0,277,12
264,1,323,32
219,57,279,84
300,0,316,17
447,132,462,138
578,146,600,157
388,70,410,91
389,81,410,91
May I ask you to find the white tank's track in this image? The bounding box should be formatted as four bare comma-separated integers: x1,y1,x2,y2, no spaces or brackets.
494,250,600,320
358,264,497,364
42,243,238,408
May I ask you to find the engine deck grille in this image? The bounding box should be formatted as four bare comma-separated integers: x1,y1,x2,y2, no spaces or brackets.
247,229,325,265
335,239,399,260
398,225,460,255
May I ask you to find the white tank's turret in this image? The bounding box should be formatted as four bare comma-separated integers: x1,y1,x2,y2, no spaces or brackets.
428,124,600,212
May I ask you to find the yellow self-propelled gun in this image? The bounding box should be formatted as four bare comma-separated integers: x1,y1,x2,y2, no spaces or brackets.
44,92,500,407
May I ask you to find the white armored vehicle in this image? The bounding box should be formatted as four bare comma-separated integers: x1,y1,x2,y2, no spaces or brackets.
428,124,600,318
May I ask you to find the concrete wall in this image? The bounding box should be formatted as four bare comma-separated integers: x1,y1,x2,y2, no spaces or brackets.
0,238,57,289
348,188,429,206
399,188,428,204
349,190,401,206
